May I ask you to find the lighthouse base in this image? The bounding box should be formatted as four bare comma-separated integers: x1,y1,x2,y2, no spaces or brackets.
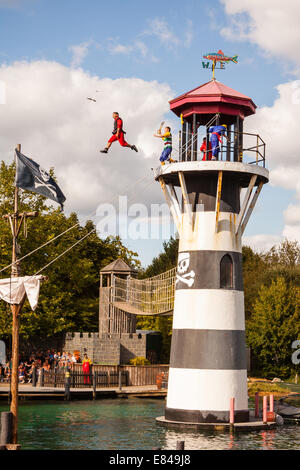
156,413,277,432
165,407,249,424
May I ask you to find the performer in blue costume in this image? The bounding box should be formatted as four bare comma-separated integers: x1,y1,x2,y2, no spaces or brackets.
208,124,228,160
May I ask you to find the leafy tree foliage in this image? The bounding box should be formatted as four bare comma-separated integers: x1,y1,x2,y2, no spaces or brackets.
2,157,299,373
0,161,140,340
138,238,300,372
247,277,300,378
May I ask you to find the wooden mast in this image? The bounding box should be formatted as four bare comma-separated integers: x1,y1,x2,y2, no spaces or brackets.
4,144,38,445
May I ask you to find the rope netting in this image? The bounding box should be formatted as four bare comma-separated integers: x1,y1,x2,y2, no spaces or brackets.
113,267,176,316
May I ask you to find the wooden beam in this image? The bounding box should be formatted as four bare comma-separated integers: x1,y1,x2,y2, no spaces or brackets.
236,174,257,235
159,177,181,233
215,171,223,233
241,181,264,235
178,171,193,229
2,211,38,219
167,183,182,224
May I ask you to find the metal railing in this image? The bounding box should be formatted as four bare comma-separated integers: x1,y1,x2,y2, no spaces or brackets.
178,129,266,167
38,368,129,388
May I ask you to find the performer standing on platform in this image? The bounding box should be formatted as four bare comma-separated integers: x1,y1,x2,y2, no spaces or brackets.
100,112,138,154
153,125,176,165
208,124,228,160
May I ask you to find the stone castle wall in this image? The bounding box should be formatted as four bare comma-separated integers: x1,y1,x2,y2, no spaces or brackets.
64,332,147,365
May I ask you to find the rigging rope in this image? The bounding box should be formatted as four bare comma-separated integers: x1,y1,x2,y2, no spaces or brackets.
0,169,156,275
0,116,222,282
1,165,169,299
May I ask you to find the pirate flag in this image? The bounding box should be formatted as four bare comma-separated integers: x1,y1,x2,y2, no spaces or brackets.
15,149,66,209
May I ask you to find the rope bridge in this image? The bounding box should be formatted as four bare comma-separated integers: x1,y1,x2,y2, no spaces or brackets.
112,267,176,316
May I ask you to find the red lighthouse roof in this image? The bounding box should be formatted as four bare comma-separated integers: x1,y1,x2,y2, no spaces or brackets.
169,79,256,121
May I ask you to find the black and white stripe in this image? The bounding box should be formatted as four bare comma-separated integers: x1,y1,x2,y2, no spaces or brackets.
166,209,248,423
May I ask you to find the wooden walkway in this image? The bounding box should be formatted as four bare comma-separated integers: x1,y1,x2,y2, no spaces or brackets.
113,302,173,316
0,384,167,401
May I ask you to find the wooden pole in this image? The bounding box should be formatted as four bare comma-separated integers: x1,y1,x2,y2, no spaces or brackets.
269,394,274,413
6,144,38,445
255,392,259,418
176,441,185,450
10,303,23,444
229,397,235,426
10,144,21,445
0,411,13,446
263,395,268,424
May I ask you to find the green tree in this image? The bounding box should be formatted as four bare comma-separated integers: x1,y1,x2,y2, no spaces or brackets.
0,161,140,341
262,239,300,287
247,277,300,379
242,245,267,321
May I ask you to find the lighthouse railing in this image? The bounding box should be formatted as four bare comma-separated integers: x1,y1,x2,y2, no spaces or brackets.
178,130,266,167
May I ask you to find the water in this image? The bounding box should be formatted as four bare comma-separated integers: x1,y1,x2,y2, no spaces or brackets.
1,398,300,450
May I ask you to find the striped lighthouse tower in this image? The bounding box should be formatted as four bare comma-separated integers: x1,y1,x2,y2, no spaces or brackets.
156,79,269,424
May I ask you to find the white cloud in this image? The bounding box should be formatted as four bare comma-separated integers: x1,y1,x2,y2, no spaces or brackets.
69,41,91,68
143,18,194,50
243,79,300,243
220,1,300,244
108,40,159,63
245,80,300,178
109,43,133,55
282,204,300,241
107,18,193,63
243,234,283,253
0,60,174,219
221,0,300,67
184,20,194,48
145,18,180,47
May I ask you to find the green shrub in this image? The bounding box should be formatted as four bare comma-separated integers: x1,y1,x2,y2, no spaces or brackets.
129,356,151,366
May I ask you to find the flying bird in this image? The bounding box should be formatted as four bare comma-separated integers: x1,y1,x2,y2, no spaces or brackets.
87,97,96,102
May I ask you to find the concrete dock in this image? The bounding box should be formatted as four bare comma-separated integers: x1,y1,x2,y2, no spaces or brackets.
156,411,277,432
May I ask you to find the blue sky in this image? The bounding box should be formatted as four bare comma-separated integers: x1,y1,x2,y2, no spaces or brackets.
0,0,299,267
0,0,286,103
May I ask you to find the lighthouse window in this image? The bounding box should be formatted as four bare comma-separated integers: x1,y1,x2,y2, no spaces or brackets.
220,254,233,289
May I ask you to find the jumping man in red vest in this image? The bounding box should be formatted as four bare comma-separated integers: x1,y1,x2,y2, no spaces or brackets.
100,112,138,154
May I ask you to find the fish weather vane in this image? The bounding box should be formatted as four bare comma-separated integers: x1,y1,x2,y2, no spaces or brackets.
202,49,238,79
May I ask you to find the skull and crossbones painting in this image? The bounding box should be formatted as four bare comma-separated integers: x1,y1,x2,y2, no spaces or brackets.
176,252,195,287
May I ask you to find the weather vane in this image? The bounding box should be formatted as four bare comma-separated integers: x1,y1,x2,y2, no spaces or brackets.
202,49,238,79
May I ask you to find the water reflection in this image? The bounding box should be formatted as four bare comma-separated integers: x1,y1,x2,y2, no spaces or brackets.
162,426,300,450
0,399,299,450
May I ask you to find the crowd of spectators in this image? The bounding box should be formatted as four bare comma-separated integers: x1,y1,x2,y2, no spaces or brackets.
0,349,81,384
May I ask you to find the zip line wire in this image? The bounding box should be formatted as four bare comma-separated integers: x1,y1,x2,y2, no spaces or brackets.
0,169,155,275
3,162,174,299
1,114,221,279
